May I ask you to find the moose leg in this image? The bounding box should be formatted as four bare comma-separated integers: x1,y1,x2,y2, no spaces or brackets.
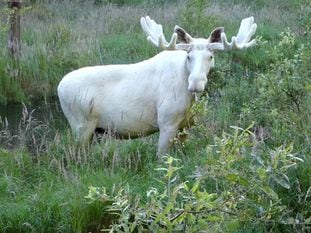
74,119,98,146
157,124,179,159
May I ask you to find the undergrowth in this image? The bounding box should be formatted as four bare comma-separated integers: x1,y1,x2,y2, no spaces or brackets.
0,0,310,232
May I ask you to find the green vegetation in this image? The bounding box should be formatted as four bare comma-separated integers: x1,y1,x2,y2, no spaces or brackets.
0,0,310,232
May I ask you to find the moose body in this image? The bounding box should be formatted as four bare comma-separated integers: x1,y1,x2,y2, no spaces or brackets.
58,16,257,158
58,50,196,155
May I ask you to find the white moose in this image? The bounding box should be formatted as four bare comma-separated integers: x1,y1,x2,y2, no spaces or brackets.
57,16,257,158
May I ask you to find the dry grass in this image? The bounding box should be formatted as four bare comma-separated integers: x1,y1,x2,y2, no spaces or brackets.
1,0,303,103
203,1,301,33
0,1,310,232
21,1,181,55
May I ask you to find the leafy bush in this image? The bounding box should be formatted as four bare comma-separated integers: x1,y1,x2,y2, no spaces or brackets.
180,0,220,36
86,126,306,232
240,29,311,146
0,1,310,232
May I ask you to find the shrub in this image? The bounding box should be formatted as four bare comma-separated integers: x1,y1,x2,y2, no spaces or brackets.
241,29,311,146
86,126,306,232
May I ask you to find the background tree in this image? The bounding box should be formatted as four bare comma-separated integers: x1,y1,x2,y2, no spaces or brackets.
8,0,21,59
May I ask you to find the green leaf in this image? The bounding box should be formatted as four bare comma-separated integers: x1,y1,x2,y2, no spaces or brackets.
305,217,311,224
261,186,279,200
183,182,189,192
238,176,250,186
225,173,249,186
305,83,311,92
284,217,295,224
191,180,200,193
271,173,290,189
166,156,177,165
167,167,173,178
226,173,239,183
155,167,168,171
207,215,223,222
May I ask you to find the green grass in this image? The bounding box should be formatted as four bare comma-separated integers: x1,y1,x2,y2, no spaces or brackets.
0,0,305,103
0,141,161,232
0,0,310,232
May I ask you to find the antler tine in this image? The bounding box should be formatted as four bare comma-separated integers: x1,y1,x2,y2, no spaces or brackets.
220,16,257,50
140,16,178,50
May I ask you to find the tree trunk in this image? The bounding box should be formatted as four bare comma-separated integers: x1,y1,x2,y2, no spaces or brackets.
8,0,21,60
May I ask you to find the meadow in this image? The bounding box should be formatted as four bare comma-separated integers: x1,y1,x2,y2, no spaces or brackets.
0,0,310,232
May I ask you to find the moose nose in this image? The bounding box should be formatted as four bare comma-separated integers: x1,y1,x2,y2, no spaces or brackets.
188,84,205,93
188,75,207,93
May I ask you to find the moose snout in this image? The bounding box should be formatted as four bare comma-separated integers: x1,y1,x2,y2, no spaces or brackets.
188,75,207,93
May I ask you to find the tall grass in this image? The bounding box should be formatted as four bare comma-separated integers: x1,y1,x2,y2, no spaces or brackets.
0,104,161,232
0,0,304,103
0,0,310,232
0,0,174,103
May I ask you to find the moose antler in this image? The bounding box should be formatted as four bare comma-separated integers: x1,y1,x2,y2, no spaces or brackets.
140,16,178,50
141,16,257,51
220,16,257,50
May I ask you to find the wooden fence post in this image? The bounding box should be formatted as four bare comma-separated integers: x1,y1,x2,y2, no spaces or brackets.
8,0,21,59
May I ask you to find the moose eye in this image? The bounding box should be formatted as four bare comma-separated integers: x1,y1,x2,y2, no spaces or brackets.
210,55,214,60
187,55,191,61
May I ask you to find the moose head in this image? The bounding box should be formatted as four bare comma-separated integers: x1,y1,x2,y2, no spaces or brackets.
141,16,257,92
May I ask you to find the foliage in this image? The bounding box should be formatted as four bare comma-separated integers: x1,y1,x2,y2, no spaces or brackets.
86,126,307,232
180,0,221,36
0,0,310,232
240,29,311,147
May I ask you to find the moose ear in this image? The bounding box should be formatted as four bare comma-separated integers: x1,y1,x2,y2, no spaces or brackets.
174,26,193,44
209,27,224,43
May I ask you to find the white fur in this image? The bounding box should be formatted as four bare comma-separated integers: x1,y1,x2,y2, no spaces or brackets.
58,49,213,157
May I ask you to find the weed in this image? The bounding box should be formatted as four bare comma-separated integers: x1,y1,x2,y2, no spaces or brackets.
86,126,306,232
0,0,310,232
